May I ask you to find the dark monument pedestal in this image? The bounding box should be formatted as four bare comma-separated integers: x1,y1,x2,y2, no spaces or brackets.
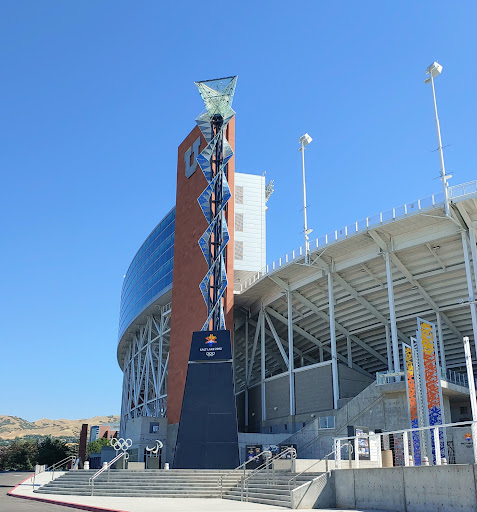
174,330,239,469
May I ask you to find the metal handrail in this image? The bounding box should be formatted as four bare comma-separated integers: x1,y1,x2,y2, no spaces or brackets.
32,455,78,488
89,451,126,496
241,447,297,502
219,450,273,498
287,442,353,491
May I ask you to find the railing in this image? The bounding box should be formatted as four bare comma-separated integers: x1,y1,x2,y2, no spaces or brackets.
240,447,297,502
89,451,127,496
219,450,272,498
441,367,477,388
376,371,405,385
236,180,477,294
287,442,353,491
334,420,477,468
32,455,78,488
376,368,476,388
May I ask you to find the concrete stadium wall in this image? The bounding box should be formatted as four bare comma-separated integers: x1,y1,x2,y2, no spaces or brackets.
295,364,333,414
335,465,477,512
248,384,262,430
265,374,290,420
338,363,374,399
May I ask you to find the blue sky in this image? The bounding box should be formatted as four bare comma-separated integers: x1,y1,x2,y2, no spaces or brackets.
1,1,476,421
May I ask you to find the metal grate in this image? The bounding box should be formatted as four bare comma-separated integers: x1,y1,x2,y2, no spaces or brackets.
235,240,244,260
235,212,243,232
235,185,243,204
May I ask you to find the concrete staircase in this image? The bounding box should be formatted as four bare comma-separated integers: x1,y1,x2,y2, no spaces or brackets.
222,471,323,508
34,468,324,508
34,469,250,498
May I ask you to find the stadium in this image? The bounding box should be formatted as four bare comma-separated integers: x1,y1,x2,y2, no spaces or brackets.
116,78,477,468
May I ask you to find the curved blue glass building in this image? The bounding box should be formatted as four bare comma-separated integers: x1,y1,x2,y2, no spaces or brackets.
118,208,175,341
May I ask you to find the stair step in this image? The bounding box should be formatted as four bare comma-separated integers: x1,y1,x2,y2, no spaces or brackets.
224,495,291,508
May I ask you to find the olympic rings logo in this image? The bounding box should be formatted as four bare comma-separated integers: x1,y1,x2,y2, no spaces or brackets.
110,437,132,452
206,352,215,357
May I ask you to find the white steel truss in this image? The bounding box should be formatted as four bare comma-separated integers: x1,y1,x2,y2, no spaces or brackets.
233,187,477,423
120,304,171,429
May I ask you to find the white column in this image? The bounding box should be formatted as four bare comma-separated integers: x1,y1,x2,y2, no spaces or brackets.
261,306,266,422
245,314,249,429
469,227,477,291
287,292,296,416
403,431,410,466
463,336,477,464
328,273,339,409
347,336,352,368
461,232,477,359
385,252,400,373
436,312,446,373
385,324,392,372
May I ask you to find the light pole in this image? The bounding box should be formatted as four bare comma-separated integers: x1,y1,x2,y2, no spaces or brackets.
425,61,451,217
299,133,313,264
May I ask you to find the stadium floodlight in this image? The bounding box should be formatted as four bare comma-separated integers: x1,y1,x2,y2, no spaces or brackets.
425,61,450,216
299,133,313,146
425,61,443,81
299,133,313,264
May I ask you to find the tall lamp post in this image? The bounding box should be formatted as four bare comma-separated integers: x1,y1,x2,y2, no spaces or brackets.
425,61,451,217
299,133,313,264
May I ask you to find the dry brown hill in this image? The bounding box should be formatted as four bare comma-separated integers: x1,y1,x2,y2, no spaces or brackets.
0,415,120,440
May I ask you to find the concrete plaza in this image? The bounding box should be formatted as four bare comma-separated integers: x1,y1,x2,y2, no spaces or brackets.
3,471,389,512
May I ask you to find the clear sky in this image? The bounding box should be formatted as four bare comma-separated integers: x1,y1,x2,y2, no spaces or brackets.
1,1,476,422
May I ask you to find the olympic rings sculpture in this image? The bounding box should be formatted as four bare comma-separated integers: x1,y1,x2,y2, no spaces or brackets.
110,437,132,453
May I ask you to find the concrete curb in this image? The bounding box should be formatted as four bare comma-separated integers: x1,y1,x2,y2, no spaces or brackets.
8,473,128,512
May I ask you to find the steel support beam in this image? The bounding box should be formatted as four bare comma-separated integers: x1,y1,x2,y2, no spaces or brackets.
385,251,400,373
247,310,262,384
436,311,446,372
369,229,465,343
347,336,352,368
385,324,392,372
248,318,316,365
333,273,408,343
328,273,339,409
264,311,289,367
287,291,296,415
261,306,266,422
292,291,388,365
245,314,249,429
461,232,477,359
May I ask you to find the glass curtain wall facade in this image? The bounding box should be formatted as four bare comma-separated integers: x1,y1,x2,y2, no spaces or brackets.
119,208,175,339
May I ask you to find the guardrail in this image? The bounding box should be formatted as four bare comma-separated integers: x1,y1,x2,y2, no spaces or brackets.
287,442,353,491
376,368,477,388
32,455,78,488
240,447,297,502
219,450,271,498
235,180,477,294
334,419,477,468
89,451,127,496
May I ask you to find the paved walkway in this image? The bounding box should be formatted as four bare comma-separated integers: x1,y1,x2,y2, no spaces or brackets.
5,471,390,512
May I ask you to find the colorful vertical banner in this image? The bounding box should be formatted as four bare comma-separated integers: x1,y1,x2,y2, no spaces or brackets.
417,318,445,464
403,342,421,465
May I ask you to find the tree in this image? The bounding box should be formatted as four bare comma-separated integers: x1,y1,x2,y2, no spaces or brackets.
0,439,38,470
36,437,74,467
86,437,111,459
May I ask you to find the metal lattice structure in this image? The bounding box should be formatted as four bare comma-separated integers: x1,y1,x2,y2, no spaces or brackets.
232,182,477,424
120,304,171,432
195,76,237,331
